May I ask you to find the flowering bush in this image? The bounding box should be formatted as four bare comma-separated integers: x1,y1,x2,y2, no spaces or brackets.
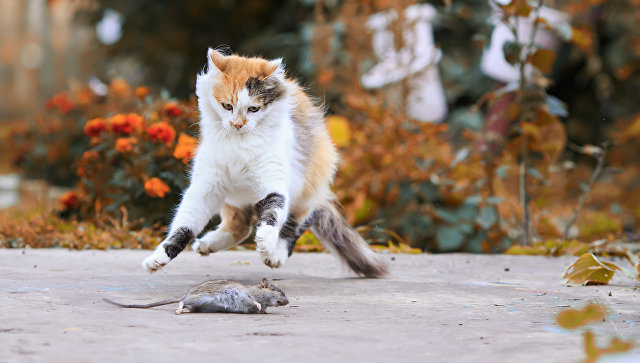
70,95,198,225
6,79,140,186
4,79,198,226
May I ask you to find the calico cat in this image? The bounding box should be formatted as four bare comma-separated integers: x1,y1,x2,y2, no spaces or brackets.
142,49,387,277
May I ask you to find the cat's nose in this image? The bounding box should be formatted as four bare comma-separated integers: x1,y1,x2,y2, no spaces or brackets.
233,123,243,129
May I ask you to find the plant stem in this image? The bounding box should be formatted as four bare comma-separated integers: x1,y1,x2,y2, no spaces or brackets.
519,135,529,245
563,144,608,240
517,0,544,245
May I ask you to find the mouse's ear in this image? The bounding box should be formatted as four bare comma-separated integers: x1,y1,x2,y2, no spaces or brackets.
261,278,269,287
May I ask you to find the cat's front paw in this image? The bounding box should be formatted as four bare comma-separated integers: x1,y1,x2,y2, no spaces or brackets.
142,247,171,272
262,238,289,268
255,225,279,261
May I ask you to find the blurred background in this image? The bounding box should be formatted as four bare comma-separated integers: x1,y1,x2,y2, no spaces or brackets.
1,0,639,255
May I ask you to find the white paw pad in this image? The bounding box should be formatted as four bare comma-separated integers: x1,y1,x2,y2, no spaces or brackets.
142,248,171,272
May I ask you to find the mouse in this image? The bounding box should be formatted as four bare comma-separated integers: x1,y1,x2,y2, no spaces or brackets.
104,278,289,314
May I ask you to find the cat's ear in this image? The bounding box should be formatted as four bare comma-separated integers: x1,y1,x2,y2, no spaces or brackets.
261,278,269,288
265,58,285,79
207,48,227,74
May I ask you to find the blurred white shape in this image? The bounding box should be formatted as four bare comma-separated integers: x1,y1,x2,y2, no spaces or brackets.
88,76,108,96
0,174,20,209
20,43,44,69
361,4,447,123
480,4,570,83
96,9,123,46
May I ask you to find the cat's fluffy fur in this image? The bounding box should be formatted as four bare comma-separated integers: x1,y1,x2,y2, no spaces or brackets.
142,49,387,277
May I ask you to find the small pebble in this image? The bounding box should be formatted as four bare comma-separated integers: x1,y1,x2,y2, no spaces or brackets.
504,268,510,272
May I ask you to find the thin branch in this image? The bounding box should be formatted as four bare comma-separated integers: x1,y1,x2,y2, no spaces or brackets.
517,0,545,245
563,143,609,240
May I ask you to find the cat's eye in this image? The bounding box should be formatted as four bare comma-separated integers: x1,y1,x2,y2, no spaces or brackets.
247,106,260,113
221,103,233,111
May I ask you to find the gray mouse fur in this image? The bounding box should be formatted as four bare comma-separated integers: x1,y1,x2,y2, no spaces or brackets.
104,278,289,314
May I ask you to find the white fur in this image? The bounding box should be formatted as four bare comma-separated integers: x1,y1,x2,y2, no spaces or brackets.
192,230,235,256
142,50,305,272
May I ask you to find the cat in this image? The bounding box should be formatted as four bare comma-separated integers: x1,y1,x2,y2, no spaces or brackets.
141,48,387,277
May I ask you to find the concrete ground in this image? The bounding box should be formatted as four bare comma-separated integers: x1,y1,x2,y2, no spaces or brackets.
1,249,639,363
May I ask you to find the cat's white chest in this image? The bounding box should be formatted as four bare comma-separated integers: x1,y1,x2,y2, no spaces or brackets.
209,139,267,207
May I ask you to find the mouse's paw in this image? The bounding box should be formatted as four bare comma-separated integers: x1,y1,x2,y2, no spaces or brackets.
255,224,279,258
142,247,170,273
261,238,289,268
255,302,262,312
175,301,191,315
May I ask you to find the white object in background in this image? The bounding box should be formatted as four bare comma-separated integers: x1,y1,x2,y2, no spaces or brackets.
480,2,571,83
96,8,123,46
361,4,447,123
0,173,20,209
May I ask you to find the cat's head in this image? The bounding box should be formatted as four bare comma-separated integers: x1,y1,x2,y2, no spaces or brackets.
196,48,288,134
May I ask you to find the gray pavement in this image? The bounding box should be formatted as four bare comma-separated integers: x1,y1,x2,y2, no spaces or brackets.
1,249,639,363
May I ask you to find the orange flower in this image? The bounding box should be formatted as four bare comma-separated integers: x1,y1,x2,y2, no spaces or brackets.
147,122,176,145
84,118,107,138
145,177,170,198
164,102,182,117
110,113,144,135
134,86,150,100
110,78,131,98
58,191,79,211
46,93,74,114
173,133,197,163
81,150,99,161
115,137,138,153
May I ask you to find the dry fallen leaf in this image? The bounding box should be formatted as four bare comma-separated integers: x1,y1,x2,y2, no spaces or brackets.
563,253,620,286
556,304,606,329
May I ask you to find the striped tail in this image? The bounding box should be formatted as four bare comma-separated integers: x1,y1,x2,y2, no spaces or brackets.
309,203,388,278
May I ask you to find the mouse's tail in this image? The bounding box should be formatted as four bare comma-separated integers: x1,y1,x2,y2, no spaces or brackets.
103,298,180,309
309,202,388,278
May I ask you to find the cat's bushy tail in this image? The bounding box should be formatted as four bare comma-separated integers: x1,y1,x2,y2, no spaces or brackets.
309,203,388,278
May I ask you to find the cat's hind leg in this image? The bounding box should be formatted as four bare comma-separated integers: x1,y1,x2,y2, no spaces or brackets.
192,204,254,255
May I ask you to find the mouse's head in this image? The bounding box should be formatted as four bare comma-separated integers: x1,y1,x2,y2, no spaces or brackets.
258,278,289,307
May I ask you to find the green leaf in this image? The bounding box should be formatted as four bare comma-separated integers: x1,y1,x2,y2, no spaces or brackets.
435,226,465,252
487,196,504,205
496,165,509,179
455,203,478,221
457,223,474,235
476,206,497,229
464,195,482,205
435,209,458,224
527,167,542,179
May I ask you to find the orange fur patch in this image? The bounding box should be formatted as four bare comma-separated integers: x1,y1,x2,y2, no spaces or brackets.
218,204,255,242
211,54,278,104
